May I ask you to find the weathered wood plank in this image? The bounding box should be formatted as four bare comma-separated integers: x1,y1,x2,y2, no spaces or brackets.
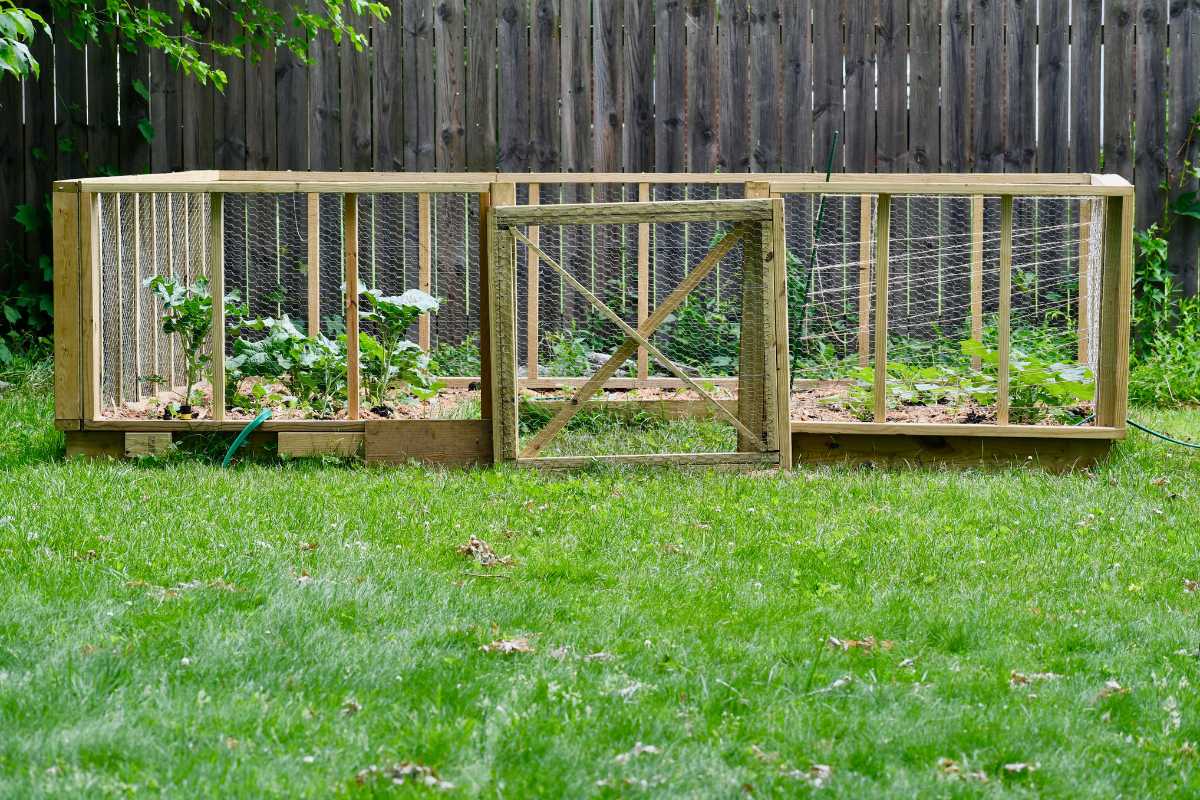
149,0,183,172
125,432,173,457
940,0,969,171
971,0,1003,171
655,0,686,171
1070,0,1103,171
493,199,774,225
997,195,1013,425
749,0,782,171
435,0,466,170
1168,0,1200,295
1037,0,1070,171
811,1,842,169
530,0,561,170
373,8,403,170
53,190,82,421
686,0,717,171
792,431,1113,472
1134,0,1168,230
1005,0,1037,171
873,194,891,422
592,0,623,173
341,5,374,171
497,0,531,171
244,20,277,171
466,0,498,170
718,0,751,171
1102,0,1135,181
403,0,436,170
278,432,363,458
843,0,874,171
274,0,309,170
780,2,812,172
908,0,939,172
365,420,492,465
212,11,246,169
55,40,88,180
560,0,592,173
622,0,654,170
876,0,906,172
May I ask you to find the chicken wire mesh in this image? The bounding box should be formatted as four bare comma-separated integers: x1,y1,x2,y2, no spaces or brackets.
783,193,1103,426
506,205,770,459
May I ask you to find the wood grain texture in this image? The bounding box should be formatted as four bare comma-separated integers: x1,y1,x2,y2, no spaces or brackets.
560,0,593,173
843,0,874,172
244,20,277,171
341,5,374,172
876,0,906,173
309,5,342,170
125,432,173,457
55,39,89,180
780,2,812,172
364,420,492,465
592,0,623,172
53,190,81,420
1102,0,1136,181
466,0,498,170
1037,0,1069,172
685,0,717,172
1134,0,1168,230
749,0,782,172
1005,0,1037,171
655,0,686,171
1168,0,1200,294
403,0,436,170
278,432,364,458
812,1,843,170
373,9,403,170
530,0,561,170
496,0,530,171
971,0,1003,171
792,431,1113,472
1070,0,1103,171
274,0,309,170
435,0,467,170
940,0,970,171
212,11,246,170
718,0,751,171
907,1,939,172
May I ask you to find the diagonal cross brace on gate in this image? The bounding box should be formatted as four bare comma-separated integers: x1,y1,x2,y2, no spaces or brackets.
510,225,761,456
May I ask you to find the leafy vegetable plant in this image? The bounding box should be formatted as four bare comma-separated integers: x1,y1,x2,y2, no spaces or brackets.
145,275,222,412
226,315,347,415
357,288,441,410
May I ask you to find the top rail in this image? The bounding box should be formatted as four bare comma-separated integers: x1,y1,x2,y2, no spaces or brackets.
492,198,774,226
769,179,1133,197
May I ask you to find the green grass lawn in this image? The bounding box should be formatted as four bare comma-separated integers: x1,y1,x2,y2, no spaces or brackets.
2,363,1200,797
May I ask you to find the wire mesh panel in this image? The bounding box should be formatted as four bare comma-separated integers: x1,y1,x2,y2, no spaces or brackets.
783,191,1104,427
493,198,783,466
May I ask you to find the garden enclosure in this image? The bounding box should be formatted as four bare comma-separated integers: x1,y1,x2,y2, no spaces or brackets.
52,172,1133,470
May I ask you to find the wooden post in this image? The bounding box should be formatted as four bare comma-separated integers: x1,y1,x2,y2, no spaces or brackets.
873,194,891,423
969,195,985,369
1096,191,1134,428
487,182,519,462
997,195,1014,426
637,181,650,379
769,197,792,470
417,192,432,350
209,193,225,421
1077,199,1092,364
526,183,540,380
307,192,320,335
478,188,496,420
344,194,360,419
82,192,101,421
737,219,768,452
132,193,143,399
858,194,872,367
53,185,82,424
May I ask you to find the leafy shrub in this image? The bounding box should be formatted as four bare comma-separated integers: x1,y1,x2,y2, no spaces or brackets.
357,288,441,409
1132,226,1178,361
543,326,592,377
431,334,481,377
1129,296,1200,407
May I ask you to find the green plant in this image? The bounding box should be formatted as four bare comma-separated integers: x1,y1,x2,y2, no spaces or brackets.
1129,296,1200,408
226,315,347,415
544,326,592,378
961,339,1094,423
357,288,441,409
431,334,481,377
144,275,217,408
659,295,741,376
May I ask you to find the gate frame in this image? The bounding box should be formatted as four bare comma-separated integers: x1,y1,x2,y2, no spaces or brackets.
486,186,792,471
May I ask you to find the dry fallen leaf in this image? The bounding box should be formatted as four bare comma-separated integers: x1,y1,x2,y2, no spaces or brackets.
1185,579,1199,594
828,636,893,653
356,762,454,791
1011,670,1062,687
937,758,987,783
342,699,362,716
899,657,916,669
584,651,615,662
1099,680,1131,699
480,637,533,655
750,744,779,763
614,742,660,764
1003,762,1038,774
456,536,514,567
299,541,318,552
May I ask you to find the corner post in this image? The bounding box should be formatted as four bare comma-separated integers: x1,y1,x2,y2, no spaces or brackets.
53,183,83,427
210,192,225,421
873,193,891,423
306,192,321,335
486,182,518,463
1096,190,1134,428
997,195,1014,426
344,194,360,420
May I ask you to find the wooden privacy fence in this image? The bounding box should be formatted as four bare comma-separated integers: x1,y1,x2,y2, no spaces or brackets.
4,1,1197,297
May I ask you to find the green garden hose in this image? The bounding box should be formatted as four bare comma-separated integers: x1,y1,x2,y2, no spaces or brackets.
1075,412,1199,450
222,408,272,467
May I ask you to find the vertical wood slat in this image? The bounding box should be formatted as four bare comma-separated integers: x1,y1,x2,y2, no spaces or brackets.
526,184,541,381
969,196,984,369
0,70,23,270
55,40,88,180
244,21,277,170
812,1,843,170
685,0,717,172
373,5,403,170
876,0,907,172
479,187,495,420
530,0,561,171
593,0,623,172
940,0,969,171
1102,0,1136,180
858,195,872,366
309,5,341,171
1005,0,1037,171
873,194,891,423
718,0,751,172
770,196,792,469
780,2,812,172
972,0,1003,171
843,0,874,171
212,11,246,170
488,182,519,462
623,0,654,171
82,192,101,420
53,188,82,421
1168,2,1200,295
1095,192,1135,427
341,5,373,172
344,194,360,420
418,193,432,350
560,0,592,173
655,0,685,171
307,193,320,335
274,0,308,170
737,218,768,452
1037,0,1070,172
497,0,531,171
403,0,435,170
1070,0,1103,172
466,0,498,171
1078,199,1092,364
908,1,939,172
1134,0,1168,230
435,0,466,170
996,195,1013,426
209,193,225,421
637,181,650,379
749,0,782,171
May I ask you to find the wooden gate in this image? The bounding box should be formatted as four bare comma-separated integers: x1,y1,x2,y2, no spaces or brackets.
486,187,791,470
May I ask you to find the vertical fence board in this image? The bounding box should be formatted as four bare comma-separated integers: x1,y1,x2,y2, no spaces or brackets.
655,0,686,171
497,0,531,171
467,0,498,170
812,2,842,168
1102,0,1135,181
181,15,213,169
373,12,404,170
403,0,436,170
940,0,970,171
530,0,561,171
310,5,342,170
1005,0,1036,171
971,0,1003,172
623,0,654,171
0,75,23,281
1070,0,1102,171
718,0,751,171
560,0,592,173
908,0,939,172
1134,0,1167,230
1037,0,1069,172
212,12,247,170
435,0,467,170
780,3,812,172
274,0,310,170
55,41,88,180
1168,1,1200,294
876,0,906,173
149,2,183,172
749,0,782,172
686,0,717,172
245,37,277,170
341,9,374,172
593,0,624,172
844,0,875,172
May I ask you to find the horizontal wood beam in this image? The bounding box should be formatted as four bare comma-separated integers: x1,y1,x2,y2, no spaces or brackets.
494,198,774,225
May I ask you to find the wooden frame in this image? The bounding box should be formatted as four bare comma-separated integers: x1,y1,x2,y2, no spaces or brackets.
52,172,1133,470
488,197,789,470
